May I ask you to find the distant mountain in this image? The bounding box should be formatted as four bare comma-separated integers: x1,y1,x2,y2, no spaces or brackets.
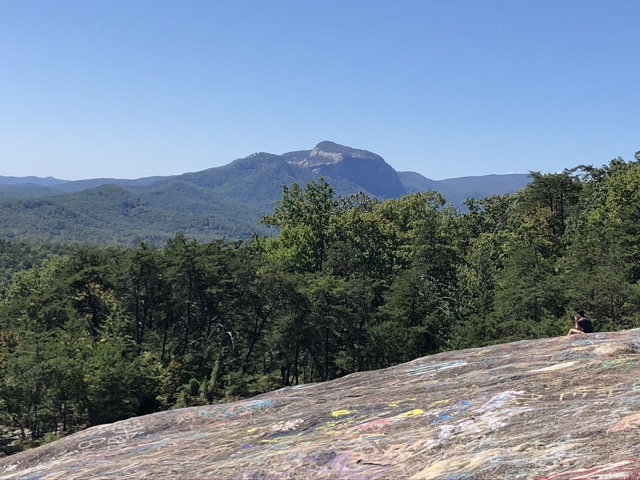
55,176,173,193
426,174,532,207
283,141,406,199
0,142,530,245
0,175,68,187
0,176,69,198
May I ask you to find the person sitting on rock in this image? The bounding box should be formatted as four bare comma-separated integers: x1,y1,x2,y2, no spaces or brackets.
567,310,594,335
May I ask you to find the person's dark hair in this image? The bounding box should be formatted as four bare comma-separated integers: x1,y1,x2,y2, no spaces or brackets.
576,310,585,317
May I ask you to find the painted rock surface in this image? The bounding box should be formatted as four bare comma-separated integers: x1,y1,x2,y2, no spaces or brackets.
2,329,640,479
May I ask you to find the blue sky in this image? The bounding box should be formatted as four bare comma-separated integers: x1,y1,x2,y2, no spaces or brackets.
1,1,638,180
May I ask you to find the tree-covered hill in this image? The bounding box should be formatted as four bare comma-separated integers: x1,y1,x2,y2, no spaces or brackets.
0,185,64,199
0,185,217,246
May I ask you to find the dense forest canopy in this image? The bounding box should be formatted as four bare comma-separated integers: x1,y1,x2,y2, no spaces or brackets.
1,153,640,452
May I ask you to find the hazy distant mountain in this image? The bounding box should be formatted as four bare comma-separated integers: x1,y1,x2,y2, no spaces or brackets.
0,176,69,198
425,174,532,207
0,142,530,245
396,171,441,193
0,175,68,187
55,176,173,193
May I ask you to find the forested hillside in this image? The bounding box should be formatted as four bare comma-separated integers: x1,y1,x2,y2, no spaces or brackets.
1,153,639,454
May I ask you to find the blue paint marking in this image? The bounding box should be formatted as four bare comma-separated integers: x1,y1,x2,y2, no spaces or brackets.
432,401,472,425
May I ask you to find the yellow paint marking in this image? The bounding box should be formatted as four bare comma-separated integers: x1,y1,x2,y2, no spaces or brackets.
395,409,425,419
247,427,260,434
331,410,354,417
428,399,452,408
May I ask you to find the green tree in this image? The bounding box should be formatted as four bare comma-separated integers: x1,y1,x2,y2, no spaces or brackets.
454,195,515,346
519,171,582,238
118,243,163,351
261,178,336,273
561,154,640,329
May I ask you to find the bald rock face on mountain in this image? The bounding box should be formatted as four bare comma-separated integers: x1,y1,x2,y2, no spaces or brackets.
284,141,407,199
3,329,640,480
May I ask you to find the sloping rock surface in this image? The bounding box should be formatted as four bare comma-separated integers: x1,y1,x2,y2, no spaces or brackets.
3,330,640,479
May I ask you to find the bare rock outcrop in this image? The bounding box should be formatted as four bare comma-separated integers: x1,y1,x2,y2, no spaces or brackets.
2,330,640,479
286,141,406,199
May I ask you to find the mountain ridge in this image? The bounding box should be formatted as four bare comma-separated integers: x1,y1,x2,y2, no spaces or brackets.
0,142,526,193
0,142,531,244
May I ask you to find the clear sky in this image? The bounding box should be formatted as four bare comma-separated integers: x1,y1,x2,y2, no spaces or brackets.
1,1,638,181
